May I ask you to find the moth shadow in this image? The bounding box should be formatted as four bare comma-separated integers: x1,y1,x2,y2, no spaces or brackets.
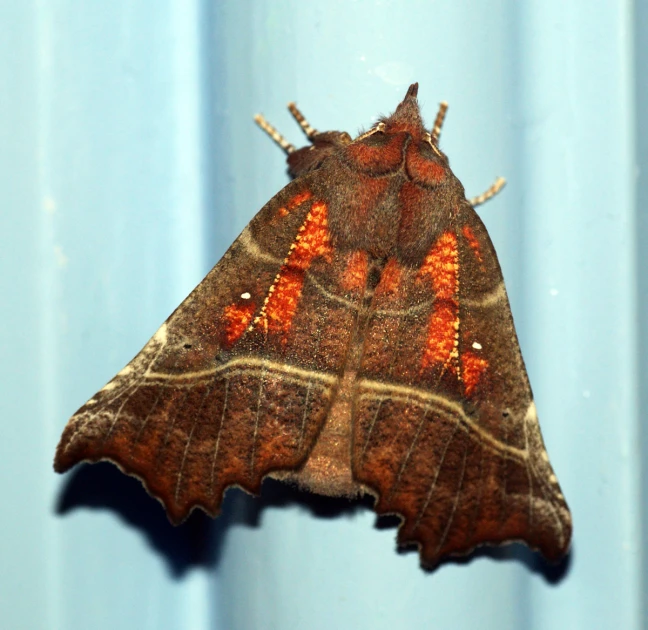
233,485,572,582
224,476,375,526
432,542,573,583
54,464,370,577
380,511,572,583
55,464,572,583
55,463,217,577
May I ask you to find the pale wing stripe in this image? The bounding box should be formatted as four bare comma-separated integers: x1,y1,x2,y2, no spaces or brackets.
358,278,426,459
309,268,440,317
241,226,363,310
522,399,535,530
522,403,568,547
306,274,361,310
356,378,527,461
309,273,502,316
238,227,284,266
70,322,172,448
142,355,525,460
101,384,144,442
146,356,338,386
461,281,506,308
242,225,432,317
130,335,189,448
525,450,567,547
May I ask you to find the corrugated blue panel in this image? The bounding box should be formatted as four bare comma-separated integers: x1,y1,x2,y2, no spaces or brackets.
1,1,642,629
1,2,213,629
638,0,648,624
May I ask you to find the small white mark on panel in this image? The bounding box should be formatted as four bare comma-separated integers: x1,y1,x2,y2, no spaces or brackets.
43,196,57,214
54,245,68,268
241,292,251,300
550,288,559,297
472,341,482,350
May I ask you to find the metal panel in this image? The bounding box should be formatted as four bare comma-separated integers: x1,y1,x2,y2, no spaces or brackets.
0,1,641,628
1,1,213,629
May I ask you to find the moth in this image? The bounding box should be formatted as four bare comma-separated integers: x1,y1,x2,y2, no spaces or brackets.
54,84,572,567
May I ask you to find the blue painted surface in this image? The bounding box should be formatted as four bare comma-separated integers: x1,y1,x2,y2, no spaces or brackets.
0,1,642,628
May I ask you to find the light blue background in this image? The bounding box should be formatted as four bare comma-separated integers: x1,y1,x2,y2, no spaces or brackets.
1,1,643,628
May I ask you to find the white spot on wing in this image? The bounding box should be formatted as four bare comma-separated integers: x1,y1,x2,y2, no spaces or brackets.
524,401,537,423
101,381,117,392
118,365,133,377
472,341,482,350
153,323,168,345
241,292,251,300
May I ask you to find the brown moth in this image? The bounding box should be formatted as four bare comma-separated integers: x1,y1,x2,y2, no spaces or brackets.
54,84,572,567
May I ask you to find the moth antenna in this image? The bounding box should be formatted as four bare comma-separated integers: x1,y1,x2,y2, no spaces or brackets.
469,176,506,207
430,101,449,144
287,102,319,140
254,113,296,154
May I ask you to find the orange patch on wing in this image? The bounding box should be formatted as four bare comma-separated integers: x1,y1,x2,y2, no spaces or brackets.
462,225,483,265
419,231,460,373
341,250,369,292
462,350,489,396
222,302,256,347
375,258,403,297
259,200,333,338
261,269,304,336
419,231,459,299
275,190,313,219
420,303,459,374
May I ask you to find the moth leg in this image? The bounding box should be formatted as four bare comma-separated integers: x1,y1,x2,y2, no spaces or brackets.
469,176,506,207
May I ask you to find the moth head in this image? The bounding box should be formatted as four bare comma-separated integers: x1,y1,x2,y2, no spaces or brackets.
342,84,451,185
255,84,450,185
384,82,425,136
